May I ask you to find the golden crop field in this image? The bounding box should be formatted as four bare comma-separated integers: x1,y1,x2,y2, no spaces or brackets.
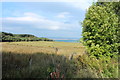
1,41,85,57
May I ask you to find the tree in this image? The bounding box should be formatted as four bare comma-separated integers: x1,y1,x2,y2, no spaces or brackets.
82,2,119,58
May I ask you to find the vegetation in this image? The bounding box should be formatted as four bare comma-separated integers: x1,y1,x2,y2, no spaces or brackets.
2,51,118,78
0,32,53,42
1,42,87,78
1,42,85,56
82,2,119,58
3,52,77,78
80,2,119,78
1,41,118,78
77,54,118,78
1,2,119,79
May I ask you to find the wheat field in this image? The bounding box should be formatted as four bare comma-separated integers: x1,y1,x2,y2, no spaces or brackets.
1,41,85,57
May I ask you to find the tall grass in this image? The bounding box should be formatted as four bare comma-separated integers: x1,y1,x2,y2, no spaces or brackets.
2,52,74,78
2,51,118,78
2,51,98,78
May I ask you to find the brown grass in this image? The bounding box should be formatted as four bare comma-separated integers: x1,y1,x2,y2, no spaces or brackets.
1,41,85,57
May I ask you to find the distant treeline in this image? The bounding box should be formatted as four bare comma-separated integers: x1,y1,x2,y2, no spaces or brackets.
0,32,53,42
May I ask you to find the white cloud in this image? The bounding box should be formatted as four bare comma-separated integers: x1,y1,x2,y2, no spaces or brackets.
1,12,79,30
56,12,72,19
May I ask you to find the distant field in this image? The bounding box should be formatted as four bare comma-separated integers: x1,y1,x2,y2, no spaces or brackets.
1,41,85,57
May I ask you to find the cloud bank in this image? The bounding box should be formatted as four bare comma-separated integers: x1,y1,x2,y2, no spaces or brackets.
2,12,79,30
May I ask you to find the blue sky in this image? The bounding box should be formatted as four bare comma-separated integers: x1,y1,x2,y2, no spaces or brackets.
1,1,93,39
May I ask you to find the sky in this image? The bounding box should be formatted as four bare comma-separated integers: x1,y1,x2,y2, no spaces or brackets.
1,1,93,39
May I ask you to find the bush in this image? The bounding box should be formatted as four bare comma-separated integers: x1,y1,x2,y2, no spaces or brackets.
82,2,119,58
77,54,118,78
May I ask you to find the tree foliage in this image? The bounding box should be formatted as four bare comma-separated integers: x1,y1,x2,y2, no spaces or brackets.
0,32,53,42
82,2,119,58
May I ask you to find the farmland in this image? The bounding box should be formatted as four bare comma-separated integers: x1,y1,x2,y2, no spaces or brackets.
1,41,85,57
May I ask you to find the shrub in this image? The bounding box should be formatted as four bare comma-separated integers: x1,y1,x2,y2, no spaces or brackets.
82,2,119,58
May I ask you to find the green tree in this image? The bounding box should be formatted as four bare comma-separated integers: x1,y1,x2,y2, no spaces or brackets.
82,2,119,58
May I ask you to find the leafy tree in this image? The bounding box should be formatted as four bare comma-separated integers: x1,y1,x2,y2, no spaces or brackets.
82,2,119,58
